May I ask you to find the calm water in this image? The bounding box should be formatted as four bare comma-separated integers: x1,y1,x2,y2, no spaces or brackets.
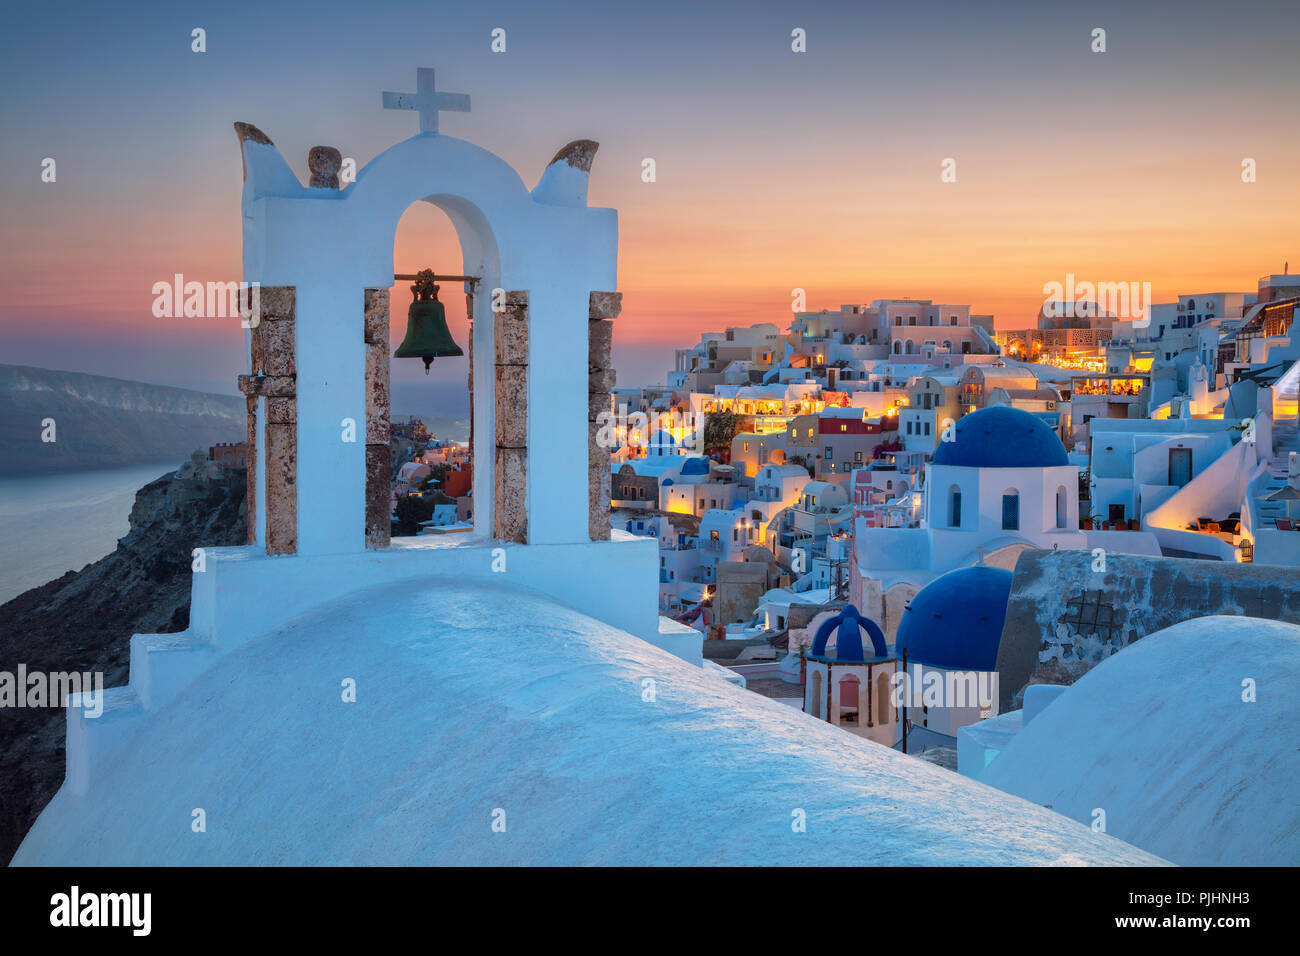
0,461,181,604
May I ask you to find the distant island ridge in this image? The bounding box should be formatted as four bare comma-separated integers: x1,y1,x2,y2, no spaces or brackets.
0,365,468,476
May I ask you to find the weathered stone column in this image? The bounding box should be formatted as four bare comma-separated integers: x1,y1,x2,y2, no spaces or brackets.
243,394,258,545
364,288,392,549
588,291,622,540
466,288,475,494
494,291,528,543
237,286,297,556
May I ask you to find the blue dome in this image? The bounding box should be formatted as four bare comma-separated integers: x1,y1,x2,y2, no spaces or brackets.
931,406,1067,468
896,566,1013,671
810,605,888,662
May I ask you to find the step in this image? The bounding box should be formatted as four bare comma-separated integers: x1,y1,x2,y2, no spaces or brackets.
62,632,220,799
65,686,145,797
129,632,218,711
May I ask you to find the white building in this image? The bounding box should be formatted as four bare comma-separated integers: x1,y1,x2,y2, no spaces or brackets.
1087,417,1235,527
851,405,1088,637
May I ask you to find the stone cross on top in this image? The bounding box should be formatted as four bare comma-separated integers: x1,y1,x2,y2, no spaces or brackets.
382,68,470,134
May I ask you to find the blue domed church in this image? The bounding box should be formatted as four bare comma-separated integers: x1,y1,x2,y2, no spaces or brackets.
850,405,1086,645
895,564,1014,748
800,605,899,746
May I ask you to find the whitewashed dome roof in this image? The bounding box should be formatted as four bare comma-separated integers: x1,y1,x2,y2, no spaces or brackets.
980,616,1300,866
16,582,1163,865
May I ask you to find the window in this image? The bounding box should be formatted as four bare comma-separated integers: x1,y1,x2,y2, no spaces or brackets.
824,446,833,459
950,315,958,325
840,424,847,432
1002,491,1020,531
743,441,750,452
808,428,814,438
1056,485,1067,528
923,422,930,436
854,451,862,462
948,486,962,527
710,530,719,542
906,421,913,434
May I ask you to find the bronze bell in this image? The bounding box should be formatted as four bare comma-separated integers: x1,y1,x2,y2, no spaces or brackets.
394,269,464,373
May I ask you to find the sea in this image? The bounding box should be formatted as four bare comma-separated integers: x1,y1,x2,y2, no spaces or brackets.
0,461,182,604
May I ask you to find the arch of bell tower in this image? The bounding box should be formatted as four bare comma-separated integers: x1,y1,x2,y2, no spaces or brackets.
232,71,621,555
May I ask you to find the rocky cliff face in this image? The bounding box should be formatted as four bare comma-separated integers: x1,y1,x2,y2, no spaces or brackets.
0,365,245,475
0,453,246,863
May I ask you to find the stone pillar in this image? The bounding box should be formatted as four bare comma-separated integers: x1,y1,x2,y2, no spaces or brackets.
588,292,622,540
243,394,258,545
466,288,475,493
494,291,528,543
237,286,297,556
364,288,392,549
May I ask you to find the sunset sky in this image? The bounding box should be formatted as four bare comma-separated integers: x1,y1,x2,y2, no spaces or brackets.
2,0,1297,405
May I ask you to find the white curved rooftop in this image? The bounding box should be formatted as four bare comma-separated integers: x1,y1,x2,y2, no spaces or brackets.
980,616,1300,866
16,581,1163,865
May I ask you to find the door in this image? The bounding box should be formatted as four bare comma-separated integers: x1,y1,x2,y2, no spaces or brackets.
1169,447,1192,488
